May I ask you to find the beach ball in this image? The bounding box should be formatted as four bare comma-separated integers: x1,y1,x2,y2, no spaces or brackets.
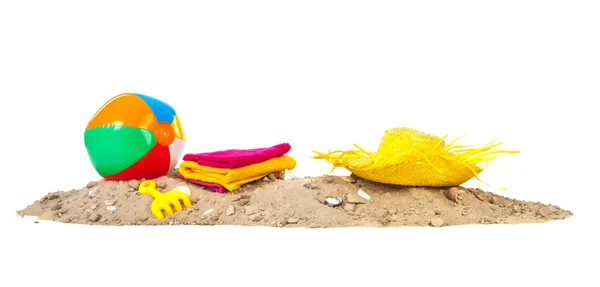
84,93,186,181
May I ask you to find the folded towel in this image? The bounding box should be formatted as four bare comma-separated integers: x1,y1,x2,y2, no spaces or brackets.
178,155,297,192
177,174,228,193
182,143,292,169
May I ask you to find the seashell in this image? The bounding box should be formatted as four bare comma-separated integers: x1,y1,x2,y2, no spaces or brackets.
283,170,298,180
203,208,213,215
172,185,191,197
445,187,464,203
302,178,317,189
302,182,317,189
325,197,343,206
272,171,286,180
105,199,117,205
105,206,117,211
357,189,371,201
88,186,99,197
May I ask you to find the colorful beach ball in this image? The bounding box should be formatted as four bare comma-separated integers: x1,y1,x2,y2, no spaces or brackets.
84,93,186,181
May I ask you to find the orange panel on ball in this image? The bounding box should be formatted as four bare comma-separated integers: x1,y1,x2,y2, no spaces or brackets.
85,93,157,131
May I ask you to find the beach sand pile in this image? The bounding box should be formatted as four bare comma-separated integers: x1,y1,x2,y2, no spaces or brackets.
17,169,572,227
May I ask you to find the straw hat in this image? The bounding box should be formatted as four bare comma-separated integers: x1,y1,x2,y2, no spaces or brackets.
312,127,519,187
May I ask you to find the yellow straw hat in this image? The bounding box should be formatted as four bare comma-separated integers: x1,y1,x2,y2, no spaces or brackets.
312,127,519,187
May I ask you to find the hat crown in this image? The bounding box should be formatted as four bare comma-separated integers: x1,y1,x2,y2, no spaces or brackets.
377,127,445,156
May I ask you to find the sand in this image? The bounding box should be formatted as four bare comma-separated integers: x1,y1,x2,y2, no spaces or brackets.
16,169,572,227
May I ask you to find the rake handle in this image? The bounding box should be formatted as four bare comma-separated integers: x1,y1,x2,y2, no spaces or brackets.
139,180,164,199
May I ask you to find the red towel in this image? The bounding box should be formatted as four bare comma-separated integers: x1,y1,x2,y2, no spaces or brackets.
177,173,227,193
182,143,292,168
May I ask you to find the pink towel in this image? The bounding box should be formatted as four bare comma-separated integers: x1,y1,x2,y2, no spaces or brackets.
182,143,292,168
178,173,227,193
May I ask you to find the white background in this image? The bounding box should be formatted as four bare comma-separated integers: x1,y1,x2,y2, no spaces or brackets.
1,1,599,286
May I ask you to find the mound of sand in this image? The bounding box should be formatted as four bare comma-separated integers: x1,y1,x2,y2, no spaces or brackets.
16,169,572,227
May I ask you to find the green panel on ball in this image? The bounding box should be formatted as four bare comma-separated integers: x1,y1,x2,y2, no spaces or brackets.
84,126,156,176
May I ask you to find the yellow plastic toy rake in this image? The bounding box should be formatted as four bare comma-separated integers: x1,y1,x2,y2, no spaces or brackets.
139,180,192,220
